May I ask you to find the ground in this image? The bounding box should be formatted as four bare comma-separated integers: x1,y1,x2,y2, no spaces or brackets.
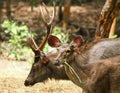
0,59,82,93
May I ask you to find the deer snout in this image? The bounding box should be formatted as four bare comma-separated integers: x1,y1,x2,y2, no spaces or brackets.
24,78,35,86
24,79,30,86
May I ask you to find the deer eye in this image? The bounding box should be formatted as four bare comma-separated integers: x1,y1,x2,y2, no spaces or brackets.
41,54,49,65
66,50,71,53
61,51,69,58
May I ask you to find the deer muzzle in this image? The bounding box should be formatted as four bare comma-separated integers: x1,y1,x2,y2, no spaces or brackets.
24,78,35,86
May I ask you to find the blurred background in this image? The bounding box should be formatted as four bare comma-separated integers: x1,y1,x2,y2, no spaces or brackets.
0,0,108,93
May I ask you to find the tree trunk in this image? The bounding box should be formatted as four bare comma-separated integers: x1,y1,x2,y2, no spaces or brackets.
95,0,120,39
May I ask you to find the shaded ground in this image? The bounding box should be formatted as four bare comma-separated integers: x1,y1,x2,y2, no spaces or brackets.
0,60,82,93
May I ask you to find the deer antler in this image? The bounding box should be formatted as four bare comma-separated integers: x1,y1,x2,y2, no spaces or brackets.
28,29,39,51
28,3,55,51
38,3,56,50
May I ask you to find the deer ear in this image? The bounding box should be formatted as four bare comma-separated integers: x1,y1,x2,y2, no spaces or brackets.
48,35,61,47
73,35,83,47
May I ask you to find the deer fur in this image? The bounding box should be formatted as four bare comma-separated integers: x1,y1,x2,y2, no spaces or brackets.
48,35,120,93
84,56,120,93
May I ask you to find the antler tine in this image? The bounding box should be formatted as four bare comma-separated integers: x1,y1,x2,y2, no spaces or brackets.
29,30,38,50
48,3,56,25
38,3,56,50
39,4,47,26
42,3,51,21
31,38,39,50
42,2,56,25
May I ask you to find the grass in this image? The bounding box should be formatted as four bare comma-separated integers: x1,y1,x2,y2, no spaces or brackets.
0,59,82,93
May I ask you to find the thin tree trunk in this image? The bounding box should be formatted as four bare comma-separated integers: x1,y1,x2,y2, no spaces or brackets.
0,1,3,24
62,0,71,29
58,1,63,23
6,0,12,19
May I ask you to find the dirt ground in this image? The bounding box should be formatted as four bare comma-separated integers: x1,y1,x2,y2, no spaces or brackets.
0,59,82,93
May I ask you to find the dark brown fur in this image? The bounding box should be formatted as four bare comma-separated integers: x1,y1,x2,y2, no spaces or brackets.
24,50,69,86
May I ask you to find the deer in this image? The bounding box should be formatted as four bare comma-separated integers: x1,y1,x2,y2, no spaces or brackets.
47,34,120,93
24,3,70,86
24,3,97,86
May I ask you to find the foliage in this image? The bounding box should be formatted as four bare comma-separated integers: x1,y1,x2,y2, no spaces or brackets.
0,20,68,61
43,26,69,53
109,35,118,39
1,19,32,61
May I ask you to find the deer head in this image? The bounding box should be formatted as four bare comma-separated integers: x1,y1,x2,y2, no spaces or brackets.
24,3,62,86
47,35,84,65
47,35,87,87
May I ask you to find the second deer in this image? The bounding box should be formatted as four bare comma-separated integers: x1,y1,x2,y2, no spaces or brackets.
48,34,120,93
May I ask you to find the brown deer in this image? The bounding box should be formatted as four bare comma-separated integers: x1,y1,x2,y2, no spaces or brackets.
24,3,69,86
24,3,97,86
48,35,120,93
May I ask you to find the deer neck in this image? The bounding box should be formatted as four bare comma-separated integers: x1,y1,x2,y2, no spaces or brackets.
64,53,90,88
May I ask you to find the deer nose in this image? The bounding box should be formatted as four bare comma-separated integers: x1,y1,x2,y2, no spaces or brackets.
24,78,34,86
24,79,30,86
